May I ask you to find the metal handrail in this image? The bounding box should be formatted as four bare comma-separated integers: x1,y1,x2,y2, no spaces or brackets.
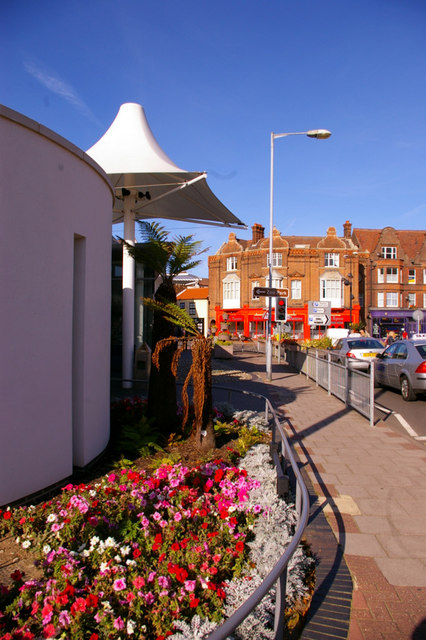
206,385,310,640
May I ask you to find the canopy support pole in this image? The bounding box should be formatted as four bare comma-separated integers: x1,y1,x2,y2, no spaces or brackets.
122,195,135,389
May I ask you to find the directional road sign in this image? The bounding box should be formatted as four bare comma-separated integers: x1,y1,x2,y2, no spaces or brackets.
253,287,278,297
309,315,329,325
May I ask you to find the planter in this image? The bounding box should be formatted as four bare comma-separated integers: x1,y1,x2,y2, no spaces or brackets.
214,343,234,359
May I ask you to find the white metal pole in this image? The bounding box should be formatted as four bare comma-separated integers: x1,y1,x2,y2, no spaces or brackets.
266,133,274,381
122,195,135,389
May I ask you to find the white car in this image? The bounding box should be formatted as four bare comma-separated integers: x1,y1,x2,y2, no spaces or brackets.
332,337,385,370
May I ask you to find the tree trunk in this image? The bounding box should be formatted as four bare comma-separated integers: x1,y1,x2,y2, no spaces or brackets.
190,338,215,451
147,281,178,433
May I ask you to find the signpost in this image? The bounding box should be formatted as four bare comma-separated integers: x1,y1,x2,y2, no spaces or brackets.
308,300,331,326
253,287,289,298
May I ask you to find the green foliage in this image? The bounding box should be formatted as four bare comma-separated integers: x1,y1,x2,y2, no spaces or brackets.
301,336,332,349
215,340,232,346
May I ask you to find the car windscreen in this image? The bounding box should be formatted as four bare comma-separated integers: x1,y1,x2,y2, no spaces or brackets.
415,344,426,358
347,340,383,350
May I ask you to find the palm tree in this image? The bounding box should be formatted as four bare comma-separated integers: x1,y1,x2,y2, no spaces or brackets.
123,221,207,432
144,300,216,452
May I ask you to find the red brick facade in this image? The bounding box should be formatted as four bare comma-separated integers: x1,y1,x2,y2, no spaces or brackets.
208,221,361,340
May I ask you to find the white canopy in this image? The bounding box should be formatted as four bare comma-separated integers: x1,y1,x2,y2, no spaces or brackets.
86,102,245,228
86,103,245,388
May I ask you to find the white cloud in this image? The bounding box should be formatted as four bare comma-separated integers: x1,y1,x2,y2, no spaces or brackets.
23,57,101,125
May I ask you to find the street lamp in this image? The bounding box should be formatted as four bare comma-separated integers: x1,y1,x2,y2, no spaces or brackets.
266,129,331,381
343,274,354,327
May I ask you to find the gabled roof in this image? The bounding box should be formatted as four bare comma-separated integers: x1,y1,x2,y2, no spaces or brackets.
352,227,426,260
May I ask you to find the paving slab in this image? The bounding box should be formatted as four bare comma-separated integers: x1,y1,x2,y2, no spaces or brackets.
226,353,426,640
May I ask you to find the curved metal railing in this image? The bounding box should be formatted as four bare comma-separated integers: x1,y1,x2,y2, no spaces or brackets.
206,385,310,640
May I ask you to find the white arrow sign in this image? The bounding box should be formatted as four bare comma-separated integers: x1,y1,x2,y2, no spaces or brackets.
309,314,330,325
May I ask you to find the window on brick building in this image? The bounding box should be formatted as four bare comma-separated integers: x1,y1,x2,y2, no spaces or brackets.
424,269,426,285
320,277,343,307
378,267,398,283
407,293,416,307
377,292,384,307
226,256,237,271
267,253,282,267
252,281,260,299
324,252,339,267
408,269,416,284
381,246,397,259
386,292,398,307
222,274,240,309
271,277,283,289
291,279,302,299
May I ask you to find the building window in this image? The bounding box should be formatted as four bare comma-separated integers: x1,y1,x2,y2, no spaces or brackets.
226,256,237,271
381,246,397,259
386,268,398,283
407,293,416,307
377,292,384,307
386,292,398,307
291,279,302,299
189,302,196,315
378,267,398,283
408,269,416,284
324,252,339,267
222,274,240,309
267,253,282,267
320,278,343,307
179,302,185,309
252,281,260,299
271,277,283,289
424,269,426,285
423,293,426,308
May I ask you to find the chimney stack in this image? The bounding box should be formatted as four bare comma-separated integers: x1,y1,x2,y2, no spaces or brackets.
343,220,352,239
252,223,265,244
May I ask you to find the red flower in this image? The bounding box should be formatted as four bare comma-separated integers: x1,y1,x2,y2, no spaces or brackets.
2,511,11,520
189,595,200,608
214,469,224,483
220,509,229,519
171,542,180,551
43,624,56,638
235,541,244,553
10,569,24,582
133,548,141,559
86,594,98,608
217,588,226,599
89,635,99,640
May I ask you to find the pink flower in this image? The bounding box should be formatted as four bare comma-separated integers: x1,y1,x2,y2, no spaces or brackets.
133,576,145,589
113,617,125,630
113,578,127,591
108,473,116,483
184,580,196,592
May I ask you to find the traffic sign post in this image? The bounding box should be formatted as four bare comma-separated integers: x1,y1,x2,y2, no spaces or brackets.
275,297,287,322
308,300,331,326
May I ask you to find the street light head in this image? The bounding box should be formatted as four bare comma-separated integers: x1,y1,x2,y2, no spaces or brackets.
306,129,332,139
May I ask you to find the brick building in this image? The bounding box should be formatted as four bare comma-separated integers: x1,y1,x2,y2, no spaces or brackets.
208,221,361,340
352,226,426,338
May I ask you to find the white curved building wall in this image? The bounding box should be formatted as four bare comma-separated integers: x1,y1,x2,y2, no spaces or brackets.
0,106,113,505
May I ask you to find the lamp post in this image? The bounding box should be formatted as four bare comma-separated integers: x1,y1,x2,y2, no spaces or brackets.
266,129,331,381
343,274,354,327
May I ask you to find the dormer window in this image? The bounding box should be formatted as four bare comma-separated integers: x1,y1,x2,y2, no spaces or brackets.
381,246,397,259
226,256,237,271
324,252,339,267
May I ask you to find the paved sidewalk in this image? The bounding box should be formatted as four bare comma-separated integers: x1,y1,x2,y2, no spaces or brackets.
222,352,426,640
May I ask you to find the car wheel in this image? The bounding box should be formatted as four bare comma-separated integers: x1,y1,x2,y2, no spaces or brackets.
400,376,416,402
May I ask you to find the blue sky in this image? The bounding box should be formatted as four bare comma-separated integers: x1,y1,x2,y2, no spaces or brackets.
2,0,426,276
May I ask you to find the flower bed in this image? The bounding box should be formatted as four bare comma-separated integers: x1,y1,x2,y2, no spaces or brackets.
0,410,313,640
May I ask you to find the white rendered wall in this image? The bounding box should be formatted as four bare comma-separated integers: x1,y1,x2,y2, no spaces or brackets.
0,106,113,505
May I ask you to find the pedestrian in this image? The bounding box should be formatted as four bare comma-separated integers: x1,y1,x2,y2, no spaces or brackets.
402,329,408,339
360,328,370,337
385,330,396,346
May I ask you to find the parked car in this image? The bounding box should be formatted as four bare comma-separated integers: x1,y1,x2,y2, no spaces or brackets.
332,337,385,370
374,339,426,401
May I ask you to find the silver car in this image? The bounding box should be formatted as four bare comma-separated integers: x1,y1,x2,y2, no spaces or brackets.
332,337,385,370
374,339,426,401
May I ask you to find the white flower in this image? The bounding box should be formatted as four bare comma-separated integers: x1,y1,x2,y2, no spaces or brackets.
104,537,116,548
120,545,130,556
46,514,57,523
43,544,51,554
22,540,31,549
126,619,136,635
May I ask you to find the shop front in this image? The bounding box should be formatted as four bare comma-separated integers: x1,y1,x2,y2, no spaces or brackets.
214,303,360,340
370,309,426,339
